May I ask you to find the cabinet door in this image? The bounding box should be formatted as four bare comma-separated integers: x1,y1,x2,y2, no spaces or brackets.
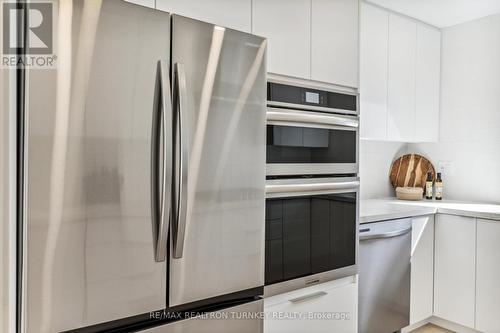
359,3,388,140
264,276,358,333
311,0,358,87
476,219,500,332
434,214,476,328
156,0,251,32
410,216,434,324
415,24,440,142
123,0,155,9
252,0,310,78
387,14,416,142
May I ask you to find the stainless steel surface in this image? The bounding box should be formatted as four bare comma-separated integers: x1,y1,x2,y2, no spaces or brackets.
266,108,359,177
266,177,359,199
267,108,359,129
264,266,358,297
358,219,411,333
264,177,359,297
169,15,266,307
151,60,172,262
139,300,263,333
266,163,359,176
23,1,169,331
359,226,412,241
267,101,358,116
267,73,358,96
288,291,327,303
172,62,189,259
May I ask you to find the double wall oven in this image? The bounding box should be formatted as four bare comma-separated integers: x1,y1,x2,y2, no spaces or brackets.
265,78,360,296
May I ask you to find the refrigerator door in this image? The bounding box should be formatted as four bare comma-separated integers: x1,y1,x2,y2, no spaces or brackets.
140,300,263,333
169,15,266,307
23,1,170,332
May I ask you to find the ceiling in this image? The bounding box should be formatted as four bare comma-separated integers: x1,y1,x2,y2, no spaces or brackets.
366,0,500,28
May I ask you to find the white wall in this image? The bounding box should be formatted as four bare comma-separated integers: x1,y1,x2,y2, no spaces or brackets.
360,140,407,199
409,14,500,204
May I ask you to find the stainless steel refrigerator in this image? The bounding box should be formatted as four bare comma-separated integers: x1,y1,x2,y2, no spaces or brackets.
19,1,266,332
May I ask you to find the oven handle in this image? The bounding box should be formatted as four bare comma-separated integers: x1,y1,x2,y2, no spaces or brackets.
267,107,359,129
266,180,360,195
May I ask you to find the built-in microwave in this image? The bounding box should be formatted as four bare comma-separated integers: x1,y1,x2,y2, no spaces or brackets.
264,177,359,296
267,81,359,177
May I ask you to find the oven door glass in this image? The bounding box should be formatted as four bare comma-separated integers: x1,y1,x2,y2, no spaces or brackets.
266,124,357,164
265,192,357,285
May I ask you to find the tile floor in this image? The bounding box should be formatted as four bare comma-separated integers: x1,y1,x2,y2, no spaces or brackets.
411,324,454,333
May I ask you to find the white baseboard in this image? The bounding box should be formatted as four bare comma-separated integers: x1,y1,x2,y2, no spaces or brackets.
402,316,482,333
429,316,481,333
402,318,432,332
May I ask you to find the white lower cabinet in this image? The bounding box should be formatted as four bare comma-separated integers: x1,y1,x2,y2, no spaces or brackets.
410,215,434,324
434,214,476,328
264,276,358,333
476,219,500,332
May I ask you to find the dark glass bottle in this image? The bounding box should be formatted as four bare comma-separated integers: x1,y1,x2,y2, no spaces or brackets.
435,173,443,200
425,172,433,200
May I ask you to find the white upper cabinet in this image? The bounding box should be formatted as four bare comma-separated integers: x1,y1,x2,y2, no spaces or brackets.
387,14,416,142
156,0,252,32
415,24,441,142
434,214,476,328
252,0,311,79
359,3,388,139
123,0,155,9
360,7,441,142
476,219,500,332
311,0,359,88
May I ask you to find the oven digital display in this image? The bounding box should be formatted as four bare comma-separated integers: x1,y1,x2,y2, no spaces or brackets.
305,91,320,104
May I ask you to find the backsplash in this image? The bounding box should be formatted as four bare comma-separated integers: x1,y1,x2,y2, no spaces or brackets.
359,140,407,199
409,14,500,204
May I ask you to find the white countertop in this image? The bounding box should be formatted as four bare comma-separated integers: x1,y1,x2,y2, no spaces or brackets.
360,198,500,224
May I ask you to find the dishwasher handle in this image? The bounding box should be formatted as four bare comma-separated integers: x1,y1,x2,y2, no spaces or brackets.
359,226,412,241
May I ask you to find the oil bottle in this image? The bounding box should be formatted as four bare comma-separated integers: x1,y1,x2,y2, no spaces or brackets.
425,172,433,200
435,172,443,200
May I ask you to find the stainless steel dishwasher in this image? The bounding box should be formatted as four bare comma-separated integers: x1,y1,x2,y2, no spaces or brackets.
358,218,412,333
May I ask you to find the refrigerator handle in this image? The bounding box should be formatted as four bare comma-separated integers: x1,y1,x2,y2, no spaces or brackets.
151,60,172,262
172,62,189,259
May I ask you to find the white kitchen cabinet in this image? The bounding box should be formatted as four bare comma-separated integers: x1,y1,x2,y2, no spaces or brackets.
311,0,359,88
415,24,441,142
360,7,441,142
123,0,155,9
252,0,310,79
476,219,500,332
434,214,476,328
359,3,388,140
387,14,416,142
156,0,251,32
264,276,357,333
410,215,434,324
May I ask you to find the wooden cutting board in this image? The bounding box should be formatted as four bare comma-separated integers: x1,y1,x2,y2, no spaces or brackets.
390,154,436,190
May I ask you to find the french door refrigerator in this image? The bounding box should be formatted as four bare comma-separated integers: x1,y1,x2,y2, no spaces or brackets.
19,1,266,332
